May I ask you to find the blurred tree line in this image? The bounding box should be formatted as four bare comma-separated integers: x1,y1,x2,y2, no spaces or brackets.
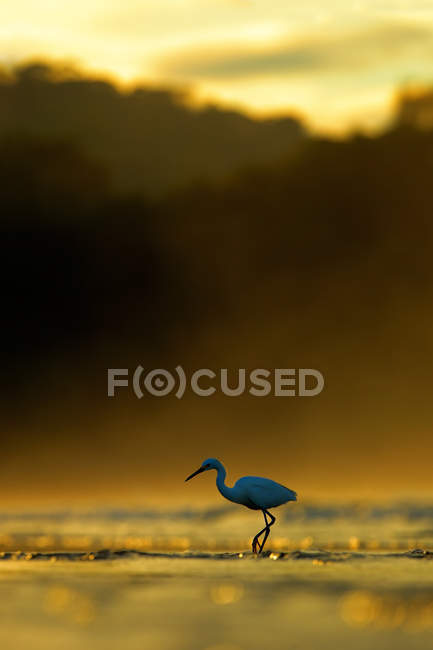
0,63,304,196
1,62,433,408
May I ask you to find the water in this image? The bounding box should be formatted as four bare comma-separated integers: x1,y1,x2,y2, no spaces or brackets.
0,503,432,650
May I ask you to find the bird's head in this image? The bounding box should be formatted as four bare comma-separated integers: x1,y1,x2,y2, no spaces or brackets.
185,457,220,481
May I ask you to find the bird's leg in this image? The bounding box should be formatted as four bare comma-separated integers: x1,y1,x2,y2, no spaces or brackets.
252,510,271,554
258,510,276,554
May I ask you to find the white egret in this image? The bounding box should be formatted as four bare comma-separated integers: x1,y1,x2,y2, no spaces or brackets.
185,458,297,554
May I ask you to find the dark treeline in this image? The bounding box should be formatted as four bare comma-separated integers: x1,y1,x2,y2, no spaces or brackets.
0,63,304,196
1,70,433,379
2,63,433,483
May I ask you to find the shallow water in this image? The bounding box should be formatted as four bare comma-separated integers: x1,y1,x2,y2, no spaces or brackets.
0,504,432,650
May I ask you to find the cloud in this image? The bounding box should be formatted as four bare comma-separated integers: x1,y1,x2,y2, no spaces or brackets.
158,21,433,81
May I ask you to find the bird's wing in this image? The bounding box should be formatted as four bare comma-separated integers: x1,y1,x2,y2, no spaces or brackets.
238,477,297,509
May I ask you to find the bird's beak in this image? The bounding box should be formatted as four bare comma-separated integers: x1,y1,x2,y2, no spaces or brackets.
185,467,205,482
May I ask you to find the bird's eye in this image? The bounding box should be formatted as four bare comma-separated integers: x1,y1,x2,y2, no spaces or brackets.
205,463,210,468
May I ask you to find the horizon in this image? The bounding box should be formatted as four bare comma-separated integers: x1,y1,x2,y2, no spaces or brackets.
2,1,433,134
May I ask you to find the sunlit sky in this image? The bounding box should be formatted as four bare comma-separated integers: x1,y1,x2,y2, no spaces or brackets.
1,1,433,132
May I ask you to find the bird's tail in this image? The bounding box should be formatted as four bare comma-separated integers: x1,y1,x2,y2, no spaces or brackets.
287,488,297,502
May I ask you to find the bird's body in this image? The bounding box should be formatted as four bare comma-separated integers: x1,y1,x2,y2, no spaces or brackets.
219,474,297,510
185,458,297,553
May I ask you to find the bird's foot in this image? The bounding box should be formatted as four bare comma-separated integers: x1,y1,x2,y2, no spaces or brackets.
252,537,261,554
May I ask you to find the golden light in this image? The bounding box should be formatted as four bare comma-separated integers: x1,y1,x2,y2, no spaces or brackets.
1,1,432,132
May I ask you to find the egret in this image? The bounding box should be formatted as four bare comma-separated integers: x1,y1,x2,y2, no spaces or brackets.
185,458,297,554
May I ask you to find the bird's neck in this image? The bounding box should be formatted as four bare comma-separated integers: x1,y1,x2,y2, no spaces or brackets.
215,464,236,502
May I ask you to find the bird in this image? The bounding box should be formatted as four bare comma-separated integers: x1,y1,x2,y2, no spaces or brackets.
185,457,297,554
